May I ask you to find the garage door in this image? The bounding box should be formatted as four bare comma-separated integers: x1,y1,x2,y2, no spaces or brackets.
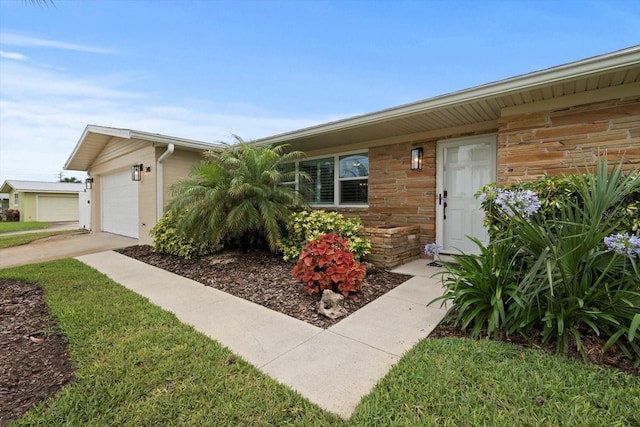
37,195,79,222
102,169,138,238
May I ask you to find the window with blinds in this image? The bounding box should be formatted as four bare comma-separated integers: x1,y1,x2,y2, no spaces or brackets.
339,154,368,204
299,158,335,204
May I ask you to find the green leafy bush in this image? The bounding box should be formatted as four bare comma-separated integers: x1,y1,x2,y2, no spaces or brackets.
478,170,640,241
291,233,366,296
434,159,640,365
150,211,221,259
280,210,371,261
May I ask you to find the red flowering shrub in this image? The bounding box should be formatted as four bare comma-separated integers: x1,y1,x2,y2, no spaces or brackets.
292,233,366,296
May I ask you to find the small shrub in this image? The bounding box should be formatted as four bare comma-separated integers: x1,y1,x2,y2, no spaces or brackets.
150,211,221,259
292,233,366,297
280,210,371,261
5,209,20,221
431,237,524,339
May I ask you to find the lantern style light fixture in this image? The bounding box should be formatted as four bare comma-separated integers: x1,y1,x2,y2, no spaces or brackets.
131,163,143,181
85,177,93,190
410,147,423,170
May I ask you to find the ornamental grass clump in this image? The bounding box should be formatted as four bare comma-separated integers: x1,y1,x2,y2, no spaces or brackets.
434,159,640,365
292,233,366,297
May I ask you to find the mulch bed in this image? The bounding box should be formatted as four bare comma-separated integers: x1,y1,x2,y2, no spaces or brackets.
0,279,74,426
2,245,637,423
116,245,412,329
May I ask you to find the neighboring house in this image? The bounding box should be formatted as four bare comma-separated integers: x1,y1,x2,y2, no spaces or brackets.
64,46,640,265
0,180,85,222
64,126,218,243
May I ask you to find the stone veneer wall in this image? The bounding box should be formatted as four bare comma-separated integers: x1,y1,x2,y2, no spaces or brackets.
327,140,438,251
318,95,640,266
362,225,422,269
498,97,640,183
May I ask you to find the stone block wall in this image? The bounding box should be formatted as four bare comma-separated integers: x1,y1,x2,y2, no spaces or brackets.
362,225,422,269
498,97,640,183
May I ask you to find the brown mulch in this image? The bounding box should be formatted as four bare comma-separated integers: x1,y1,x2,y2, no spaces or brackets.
2,245,637,424
0,279,74,426
116,245,412,329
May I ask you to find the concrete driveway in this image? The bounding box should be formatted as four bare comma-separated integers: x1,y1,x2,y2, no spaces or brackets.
0,231,138,269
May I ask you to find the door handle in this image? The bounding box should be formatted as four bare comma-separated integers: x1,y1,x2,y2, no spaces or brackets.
438,193,442,205
443,202,447,220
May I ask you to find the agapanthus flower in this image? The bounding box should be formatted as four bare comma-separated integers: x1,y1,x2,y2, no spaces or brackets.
604,233,640,258
495,189,541,219
425,243,443,257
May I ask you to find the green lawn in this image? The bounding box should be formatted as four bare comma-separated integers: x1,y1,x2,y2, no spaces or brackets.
0,221,50,233
2,260,638,426
0,230,84,249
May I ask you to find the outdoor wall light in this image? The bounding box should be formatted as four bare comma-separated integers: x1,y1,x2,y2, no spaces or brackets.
85,177,93,190
410,147,423,170
131,163,143,181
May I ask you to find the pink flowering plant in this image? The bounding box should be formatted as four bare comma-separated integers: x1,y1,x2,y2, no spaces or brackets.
433,159,640,365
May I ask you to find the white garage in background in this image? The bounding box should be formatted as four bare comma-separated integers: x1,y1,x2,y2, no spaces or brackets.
37,195,79,222
0,180,84,222
101,168,139,238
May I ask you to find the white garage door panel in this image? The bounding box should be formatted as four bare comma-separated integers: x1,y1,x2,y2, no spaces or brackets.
102,170,138,238
37,196,79,222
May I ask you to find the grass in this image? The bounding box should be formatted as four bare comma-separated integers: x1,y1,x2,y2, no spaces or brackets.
0,230,84,249
0,221,50,233
2,260,639,426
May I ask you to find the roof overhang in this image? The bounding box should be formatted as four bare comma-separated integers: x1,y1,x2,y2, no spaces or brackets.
64,125,219,171
254,45,640,152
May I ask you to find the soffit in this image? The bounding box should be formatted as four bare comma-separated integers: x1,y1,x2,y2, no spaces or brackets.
64,126,217,171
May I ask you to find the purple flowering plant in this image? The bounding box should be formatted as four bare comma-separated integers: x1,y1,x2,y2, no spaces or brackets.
494,189,542,219
424,243,442,257
604,233,640,258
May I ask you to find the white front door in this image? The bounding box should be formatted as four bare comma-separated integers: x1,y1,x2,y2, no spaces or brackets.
437,134,496,254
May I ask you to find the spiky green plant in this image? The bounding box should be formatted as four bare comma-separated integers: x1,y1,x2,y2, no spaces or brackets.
166,137,308,253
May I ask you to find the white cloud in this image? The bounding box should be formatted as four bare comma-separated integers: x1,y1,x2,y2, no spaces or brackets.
0,50,28,60
0,31,116,55
0,59,330,182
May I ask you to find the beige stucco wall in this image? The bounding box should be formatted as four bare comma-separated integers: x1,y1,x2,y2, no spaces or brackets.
160,148,205,208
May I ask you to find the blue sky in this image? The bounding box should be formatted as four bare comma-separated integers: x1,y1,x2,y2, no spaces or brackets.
1,0,639,182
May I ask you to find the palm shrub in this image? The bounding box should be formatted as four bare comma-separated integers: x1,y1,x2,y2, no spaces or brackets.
166,137,308,253
280,210,371,261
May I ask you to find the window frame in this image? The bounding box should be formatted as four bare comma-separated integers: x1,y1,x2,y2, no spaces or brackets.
13,192,19,206
294,150,369,207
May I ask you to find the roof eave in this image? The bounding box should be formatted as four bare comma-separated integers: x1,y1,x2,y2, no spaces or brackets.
255,45,640,146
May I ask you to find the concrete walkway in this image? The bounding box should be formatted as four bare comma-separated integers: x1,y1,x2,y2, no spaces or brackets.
0,232,138,269
77,252,447,418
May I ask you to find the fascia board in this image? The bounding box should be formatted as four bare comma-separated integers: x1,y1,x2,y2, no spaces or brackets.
256,46,640,145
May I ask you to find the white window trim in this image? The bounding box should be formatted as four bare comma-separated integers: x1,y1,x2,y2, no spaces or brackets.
13,192,19,206
296,149,369,207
